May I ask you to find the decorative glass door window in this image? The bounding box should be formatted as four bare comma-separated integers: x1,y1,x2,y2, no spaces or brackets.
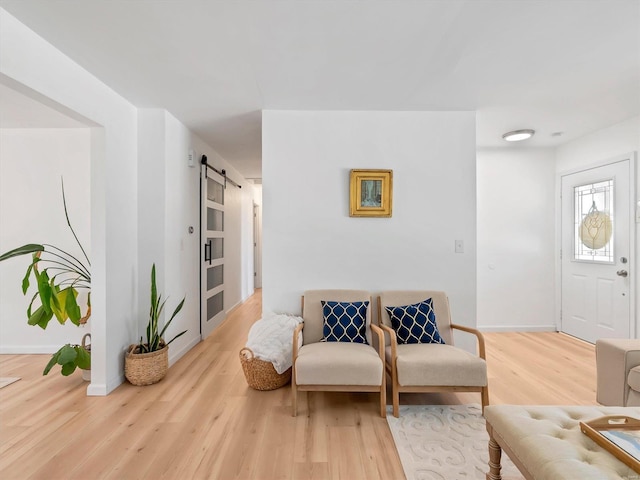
573,179,614,263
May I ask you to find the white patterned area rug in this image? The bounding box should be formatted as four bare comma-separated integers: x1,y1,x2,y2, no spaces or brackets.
0,377,20,389
387,404,524,480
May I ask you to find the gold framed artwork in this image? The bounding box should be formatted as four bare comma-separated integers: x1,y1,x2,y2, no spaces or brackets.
349,169,393,217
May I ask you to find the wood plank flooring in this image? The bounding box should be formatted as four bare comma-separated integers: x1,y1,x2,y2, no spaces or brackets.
0,290,597,479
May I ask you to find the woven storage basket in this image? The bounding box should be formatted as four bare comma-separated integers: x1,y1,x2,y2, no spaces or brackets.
239,347,291,390
125,343,168,386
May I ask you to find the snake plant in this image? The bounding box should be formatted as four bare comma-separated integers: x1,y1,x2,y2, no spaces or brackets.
135,263,186,354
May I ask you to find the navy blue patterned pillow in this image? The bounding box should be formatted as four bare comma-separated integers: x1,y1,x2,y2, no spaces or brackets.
385,298,445,345
321,300,369,344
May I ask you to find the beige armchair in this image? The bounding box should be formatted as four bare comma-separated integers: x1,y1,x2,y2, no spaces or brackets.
378,291,488,417
292,290,386,417
596,338,640,406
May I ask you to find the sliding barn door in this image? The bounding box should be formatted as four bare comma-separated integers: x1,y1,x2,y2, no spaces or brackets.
201,166,225,339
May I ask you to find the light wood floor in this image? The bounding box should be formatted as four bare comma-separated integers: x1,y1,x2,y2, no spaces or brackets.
0,289,597,480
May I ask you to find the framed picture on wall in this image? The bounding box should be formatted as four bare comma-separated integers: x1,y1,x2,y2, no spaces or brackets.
349,169,393,217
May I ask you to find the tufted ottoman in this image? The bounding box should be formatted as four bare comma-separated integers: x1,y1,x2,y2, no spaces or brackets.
485,405,640,480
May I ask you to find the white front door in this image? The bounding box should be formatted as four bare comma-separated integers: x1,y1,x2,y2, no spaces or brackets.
201,167,226,339
560,158,634,343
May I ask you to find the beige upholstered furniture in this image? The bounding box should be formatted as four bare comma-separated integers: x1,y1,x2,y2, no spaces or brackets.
291,290,386,417
596,338,640,407
485,405,640,480
377,290,488,417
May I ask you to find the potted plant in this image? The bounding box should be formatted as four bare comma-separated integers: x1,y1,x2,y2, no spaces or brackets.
0,181,91,378
124,263,186,386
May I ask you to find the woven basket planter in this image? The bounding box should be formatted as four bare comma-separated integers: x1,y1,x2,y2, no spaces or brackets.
239,347,291,391
125,343,168,386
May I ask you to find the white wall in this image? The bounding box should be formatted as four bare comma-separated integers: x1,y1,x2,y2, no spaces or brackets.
163,112,200,360
253,184,263,206
555,117,639,173
263,110,477,348
1,8,138,394
555,115,640,337
476,148,556,331
137,109,166,350
0,128,91,352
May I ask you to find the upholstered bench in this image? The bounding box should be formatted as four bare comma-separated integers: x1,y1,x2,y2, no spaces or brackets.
485,405,640,480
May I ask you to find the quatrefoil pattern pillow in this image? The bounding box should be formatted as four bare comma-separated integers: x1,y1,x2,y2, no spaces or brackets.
385,298,445,344
320,300,369,344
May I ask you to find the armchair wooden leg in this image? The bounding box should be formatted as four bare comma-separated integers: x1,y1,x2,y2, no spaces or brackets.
392,386,400,418
481,386,489,414
292,381,298,417
380,385,386,417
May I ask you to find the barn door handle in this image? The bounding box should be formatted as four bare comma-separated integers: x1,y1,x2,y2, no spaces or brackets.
204,240,212,265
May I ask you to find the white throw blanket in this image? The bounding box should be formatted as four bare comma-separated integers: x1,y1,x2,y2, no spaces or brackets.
245,312,303,374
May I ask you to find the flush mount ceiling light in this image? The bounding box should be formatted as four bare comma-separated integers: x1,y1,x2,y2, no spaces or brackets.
502,129,535,142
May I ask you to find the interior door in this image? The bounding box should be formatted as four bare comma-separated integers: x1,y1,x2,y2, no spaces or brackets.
253,203,262,289
560,158,633,343
201,167,225,339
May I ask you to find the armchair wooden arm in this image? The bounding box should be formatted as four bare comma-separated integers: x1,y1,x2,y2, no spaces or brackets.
370,323,385,360
292,322,304,361
378,323,397,361
369,323,387,417
291,322,304,417
451,323,486,360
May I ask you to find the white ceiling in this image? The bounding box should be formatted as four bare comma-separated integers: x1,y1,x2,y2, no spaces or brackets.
1,1,638,179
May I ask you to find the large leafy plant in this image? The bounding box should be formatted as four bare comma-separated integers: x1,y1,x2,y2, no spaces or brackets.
135,263,186,354
0,181,91,376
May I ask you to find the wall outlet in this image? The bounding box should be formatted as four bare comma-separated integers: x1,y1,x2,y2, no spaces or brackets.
455,239,464,253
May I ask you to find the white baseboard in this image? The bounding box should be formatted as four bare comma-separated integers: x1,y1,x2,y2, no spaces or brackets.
169,336,201,366
478,325,558,333
86,372,125,396
0,345,59,354
87,383,107,396
107,373,125,394
225,300,242,314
